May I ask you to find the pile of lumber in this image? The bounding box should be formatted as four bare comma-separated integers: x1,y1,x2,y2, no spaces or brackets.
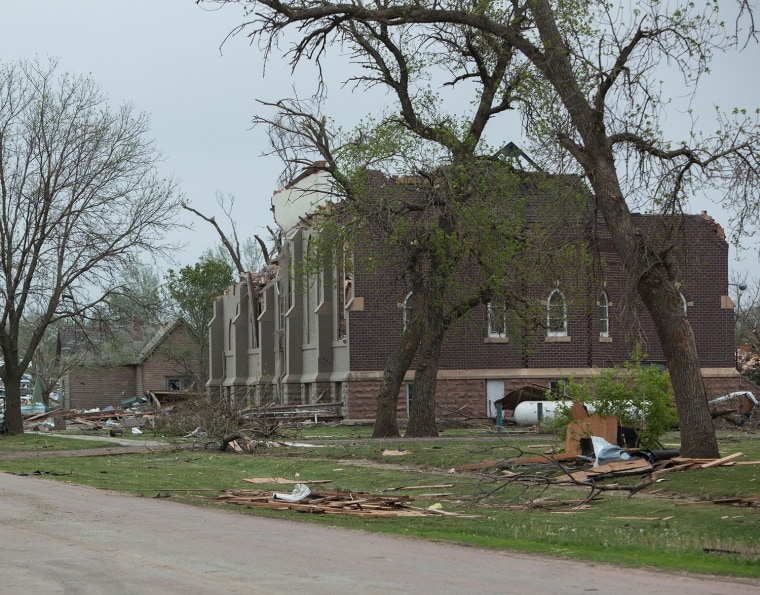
654,452,748,472
215,488,471,517
24,408,153,432
240,401,344,426
558,451,752,484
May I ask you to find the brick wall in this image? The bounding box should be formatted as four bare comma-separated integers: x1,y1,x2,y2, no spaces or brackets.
141,324,203,392
340,211,736,420
66,366,137,410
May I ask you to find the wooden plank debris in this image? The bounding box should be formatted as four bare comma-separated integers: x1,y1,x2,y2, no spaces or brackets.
675,496,760,508
563,459,653,483
700,452,743,469
382,484,454,492
215,488,473,517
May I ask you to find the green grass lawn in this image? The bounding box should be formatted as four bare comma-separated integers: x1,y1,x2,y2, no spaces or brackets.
0,427,758,579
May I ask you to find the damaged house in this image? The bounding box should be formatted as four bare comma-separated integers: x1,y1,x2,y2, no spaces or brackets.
208,164,746,422
57,318,202,410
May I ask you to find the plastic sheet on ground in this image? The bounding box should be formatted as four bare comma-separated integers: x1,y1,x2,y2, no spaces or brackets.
591,436,642,467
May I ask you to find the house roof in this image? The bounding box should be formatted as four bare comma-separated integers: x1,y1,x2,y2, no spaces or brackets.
135,318,192,363
57,317,192,367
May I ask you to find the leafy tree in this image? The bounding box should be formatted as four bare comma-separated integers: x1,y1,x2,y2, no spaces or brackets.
0,58,182,433
203,0,760,457
249,29,577,437
165,251,235,385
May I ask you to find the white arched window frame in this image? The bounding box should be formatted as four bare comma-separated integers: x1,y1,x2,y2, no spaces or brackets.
402,292,413,332
599,290,610,337
547,289,568,337
679,292,688,315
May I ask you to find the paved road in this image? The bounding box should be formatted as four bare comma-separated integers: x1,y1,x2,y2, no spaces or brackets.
0,473,756,594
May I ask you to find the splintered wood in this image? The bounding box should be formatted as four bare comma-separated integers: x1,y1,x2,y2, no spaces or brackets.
215,489,474,518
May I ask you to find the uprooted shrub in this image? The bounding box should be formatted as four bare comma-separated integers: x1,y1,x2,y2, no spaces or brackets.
550,347,678,449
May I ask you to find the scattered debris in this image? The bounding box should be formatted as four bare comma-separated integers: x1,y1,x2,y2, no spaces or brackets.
562,458,653,484
591,436,642,466
676,496,760,508
708,391,757,425
242,477,332,485
564,401,619,456
382,449,410,456
381,483,454,492
239,401,344,426
24,408,154,433
215,488,478,517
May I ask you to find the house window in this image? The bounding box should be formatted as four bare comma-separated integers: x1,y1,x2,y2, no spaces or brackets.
547,289,567,336
487,299,507,338
599,291,610,337
166,377,190,391
679,292,688,315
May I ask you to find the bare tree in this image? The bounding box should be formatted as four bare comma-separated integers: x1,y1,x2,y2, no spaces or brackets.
202,0,760,457
0,58,182,433
183,192,271,275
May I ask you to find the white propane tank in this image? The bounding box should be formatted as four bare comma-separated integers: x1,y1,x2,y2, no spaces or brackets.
513,400,570,425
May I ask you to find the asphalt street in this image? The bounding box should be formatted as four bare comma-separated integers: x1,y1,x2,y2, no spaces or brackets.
0,472,756,594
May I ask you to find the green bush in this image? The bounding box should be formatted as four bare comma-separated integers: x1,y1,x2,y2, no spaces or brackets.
551,347,678,449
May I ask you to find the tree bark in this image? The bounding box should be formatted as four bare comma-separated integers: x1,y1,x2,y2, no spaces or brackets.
1,362,24,435
589,160,719,458
529,0,720,458
371,287,426,438
405,316,444,437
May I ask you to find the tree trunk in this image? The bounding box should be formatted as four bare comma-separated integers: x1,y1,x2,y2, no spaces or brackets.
528,0,720,458
405,321,444,437
2,367,24,435
590,161,720,458
371,289,425,438
637,269,719,457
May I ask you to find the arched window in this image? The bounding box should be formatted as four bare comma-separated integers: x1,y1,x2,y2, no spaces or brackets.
679,292,688,315
402,292,413,331
599,290,610,337
487,299,507,338
547,289,567,337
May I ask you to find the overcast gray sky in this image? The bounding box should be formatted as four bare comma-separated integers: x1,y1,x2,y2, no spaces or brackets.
1,0,759,279
0,0,318,271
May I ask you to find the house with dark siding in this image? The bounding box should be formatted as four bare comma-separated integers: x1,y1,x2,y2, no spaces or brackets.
208,166,747,421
